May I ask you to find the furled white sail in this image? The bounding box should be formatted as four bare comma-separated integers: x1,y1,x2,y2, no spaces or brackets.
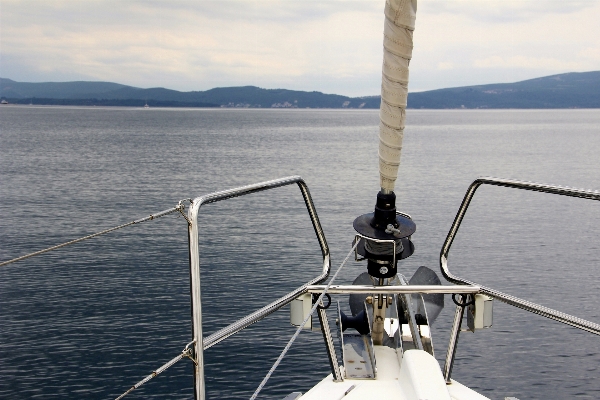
379,0,417,192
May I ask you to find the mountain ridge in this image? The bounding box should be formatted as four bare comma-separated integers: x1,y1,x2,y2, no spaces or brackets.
2,71,600,108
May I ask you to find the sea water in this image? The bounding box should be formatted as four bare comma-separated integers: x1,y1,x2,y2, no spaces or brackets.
1,106,600,399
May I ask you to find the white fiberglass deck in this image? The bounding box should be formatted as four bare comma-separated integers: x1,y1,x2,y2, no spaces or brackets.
300,348,489,400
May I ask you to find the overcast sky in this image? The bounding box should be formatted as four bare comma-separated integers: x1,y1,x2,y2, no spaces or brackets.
1,0,599,96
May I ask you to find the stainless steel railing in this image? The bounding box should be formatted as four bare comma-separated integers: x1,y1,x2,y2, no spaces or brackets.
307,285,479,295
187,176,331,400
441,176,600,382
186,175,600,395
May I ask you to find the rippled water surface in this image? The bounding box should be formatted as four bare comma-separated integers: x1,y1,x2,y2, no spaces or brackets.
1,106,600,399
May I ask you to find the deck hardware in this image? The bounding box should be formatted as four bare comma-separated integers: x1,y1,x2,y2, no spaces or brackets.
339,300,377,379
316,299,343,382
385,224,402,236
371,294,388,345
344,384,357,395
452,293,475,308
290,293,313,330
467,294,493,332
338,308,370,336
176,199,193,226
398,275,424,351
353,190,416,279
315,293,332,310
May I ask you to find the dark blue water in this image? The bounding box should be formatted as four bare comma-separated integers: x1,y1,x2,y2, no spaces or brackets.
1,106,599,399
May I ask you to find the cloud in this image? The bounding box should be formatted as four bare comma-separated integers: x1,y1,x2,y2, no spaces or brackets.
437,62,454,70
407,0,600,91
1,0,599,95
473,56,584,70
1,1,384,94
579,47,600,62
420,0,597,23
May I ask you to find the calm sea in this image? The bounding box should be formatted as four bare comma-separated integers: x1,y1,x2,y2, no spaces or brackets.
1,106,600,400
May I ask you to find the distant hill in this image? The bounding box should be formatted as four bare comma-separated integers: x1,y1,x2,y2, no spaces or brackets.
2,71,599,108
0,78,377,109
408,71,600,109
0,79,130,99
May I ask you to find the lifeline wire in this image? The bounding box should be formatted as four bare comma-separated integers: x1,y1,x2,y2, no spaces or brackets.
115,341,195,400
249,239,361,400
0,202,189,268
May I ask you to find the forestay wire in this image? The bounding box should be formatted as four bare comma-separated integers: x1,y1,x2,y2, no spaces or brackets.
0,200,192,268
249,239,361,400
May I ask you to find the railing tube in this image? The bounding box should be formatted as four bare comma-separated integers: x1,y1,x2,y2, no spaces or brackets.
439,177,600,383
187,176,331,399
443,304,466,383
317,304,343,382
440,176,600,335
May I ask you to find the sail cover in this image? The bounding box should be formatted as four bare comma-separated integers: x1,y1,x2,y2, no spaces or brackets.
379,0,417,192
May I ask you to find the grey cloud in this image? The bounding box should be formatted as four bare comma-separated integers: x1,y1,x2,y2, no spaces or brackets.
421,0,597,23
2,0,598,96
11,0,380,27
2,0,381,39
150,0,381,24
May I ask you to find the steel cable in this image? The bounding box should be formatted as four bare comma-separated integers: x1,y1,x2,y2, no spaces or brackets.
249,239,360,400
0,202,189,268
115,341,195,400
